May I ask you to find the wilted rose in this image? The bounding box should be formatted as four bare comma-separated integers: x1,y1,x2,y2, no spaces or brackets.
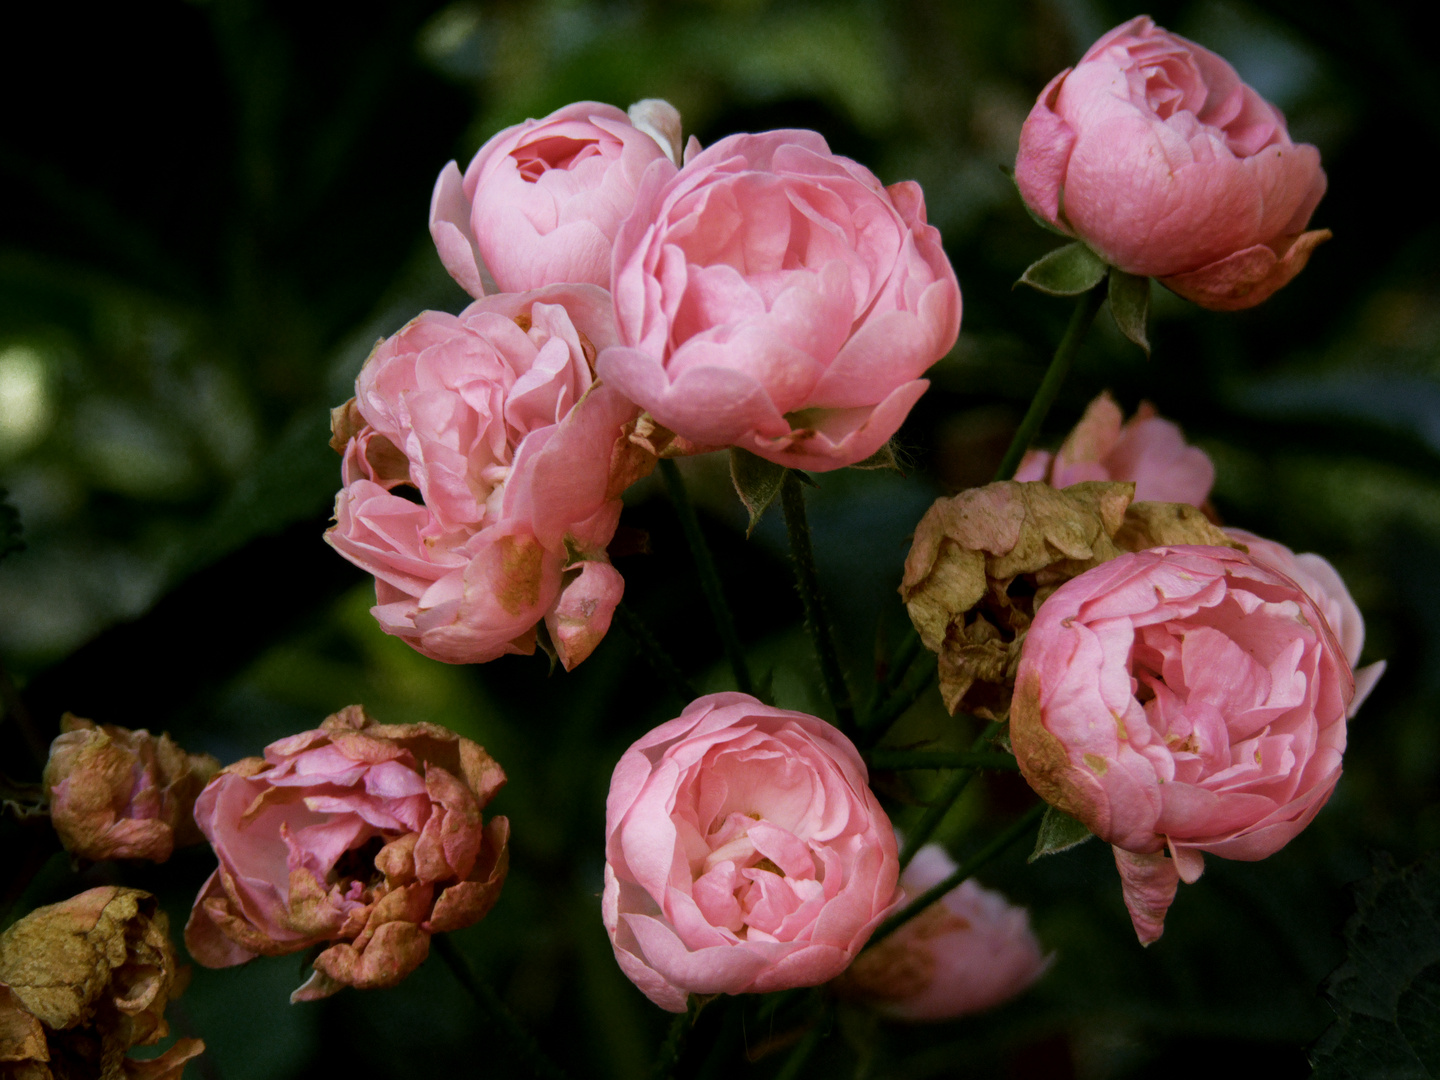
837,844,1049,1021
429,100,680,297
184,706,509,1002
1015,16,1328,310
598,129,962,470
603,693,900,1011
0,887,204,1080
326,284,652,669
1011,546,1353,943
42,715,219,864
1014,392,1214,507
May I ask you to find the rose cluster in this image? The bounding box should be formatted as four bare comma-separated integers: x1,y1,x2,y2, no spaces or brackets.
330,97,961,666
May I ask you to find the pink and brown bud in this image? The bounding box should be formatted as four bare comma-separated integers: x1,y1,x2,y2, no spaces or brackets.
0,886,205,1079
837,845,1049,1020
184,705,509,1002
42,716,220,864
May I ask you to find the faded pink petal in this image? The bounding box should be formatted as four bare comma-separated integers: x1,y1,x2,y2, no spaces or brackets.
1014,16,1327,309
1113,847,1180,945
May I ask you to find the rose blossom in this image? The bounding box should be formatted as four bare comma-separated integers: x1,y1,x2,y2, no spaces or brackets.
1225,529,1385,716
596,130,962,470
1010,546,1353,944
837,844,1049,1021
184,705,509,1002
1015,16,1329,311
1014,392,1214,507
429,100,681,297
43,714,220,863
603,693,901,1011
325,283,653,669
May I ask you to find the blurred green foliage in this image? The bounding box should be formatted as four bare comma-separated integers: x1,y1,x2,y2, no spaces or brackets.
2,1,1438,1077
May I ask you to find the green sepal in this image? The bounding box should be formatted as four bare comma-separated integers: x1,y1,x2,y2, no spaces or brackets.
1017,242,1109,296
1107,267,1151,356
728,447,787,537
0,488,23,563
850,441,899,472
1028,805,1095,862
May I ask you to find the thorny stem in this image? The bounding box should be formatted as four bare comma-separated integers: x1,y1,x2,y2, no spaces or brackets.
870,802,1046,947
992,283,1107,482
859,662,937,745
771,1008,828,1080
861,626,923,729
780,472,856,735
657,459,756,697
897,721,1004,869
613,603,698,703
434,935,572,1080
649,1010,690,1080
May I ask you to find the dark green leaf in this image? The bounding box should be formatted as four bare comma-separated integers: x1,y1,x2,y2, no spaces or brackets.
1016,242,1108,296
1311,852,1440,1079
0,488,23,563
1028,805,1094,862
729,447,788,537
1108,267,1151,356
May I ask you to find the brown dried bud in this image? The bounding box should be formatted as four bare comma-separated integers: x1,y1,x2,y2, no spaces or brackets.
43,717,220,864
0,887,204,1079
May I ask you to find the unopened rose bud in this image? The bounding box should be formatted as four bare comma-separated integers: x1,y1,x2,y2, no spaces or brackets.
0,886,205,1079
837,844,1050,1020
43,715,220,864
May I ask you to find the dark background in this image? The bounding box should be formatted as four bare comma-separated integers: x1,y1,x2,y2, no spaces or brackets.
2,1,1437,1077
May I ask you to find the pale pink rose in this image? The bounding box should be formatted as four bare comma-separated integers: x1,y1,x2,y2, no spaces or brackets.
597,130,962,470
185,706,509,1002
1015,16,1329,311
429,101,680,296
838,844,1049,1020
1014,392,1214,506
325,284,651,669
1225,529,1385,716
43,714,219,863
603,693,901,1011
1010,546,1353,944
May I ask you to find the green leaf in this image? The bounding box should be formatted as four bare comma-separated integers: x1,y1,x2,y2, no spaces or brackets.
729,447,788,537
1016,242,1108,296
1108,267,1151,356
1027,805,1095,862
0,488,22,564
1311,852,1440,1079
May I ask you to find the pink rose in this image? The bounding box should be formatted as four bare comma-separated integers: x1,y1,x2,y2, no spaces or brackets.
1225,529,1385,716
325,283,651,669
185,706,509,1002
1010,546,1353,944
1014,392,1214,506
429,101,680,297
597,130,962,470
43,714,219,863
838,844,1049,1021
1015,16,1329,311
603,693,901,1011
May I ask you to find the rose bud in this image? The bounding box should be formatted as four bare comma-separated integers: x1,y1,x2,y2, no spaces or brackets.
597,130,962,470
1015,16,1329,311
429,100,681,297
1224,529,1385,716
837,844,1049,1021
1011,546,1353,944
325,284,653,669
0,886,205,1079
603,693,901,1012
184,705,509,1002
1014,392,1214,507
42,714,220,864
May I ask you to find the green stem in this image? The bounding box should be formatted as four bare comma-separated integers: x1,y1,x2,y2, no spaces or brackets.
859,660,936,741
870,802,1045,947
649,1010,690,1080
657,459,755,697
780,472,855,735
772,1014,827,1080
897,721,1003,868
435,936,572,1080
862,626,923,727
612,603,697,703
992,284,1106,482
866,749,1019,772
